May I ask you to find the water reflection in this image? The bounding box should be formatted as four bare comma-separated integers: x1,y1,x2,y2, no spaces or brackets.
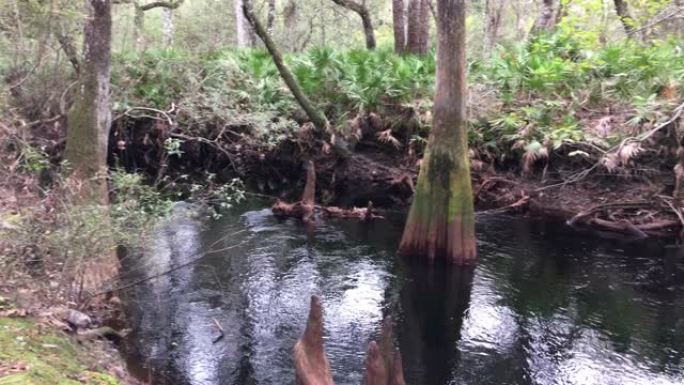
123,205,684,385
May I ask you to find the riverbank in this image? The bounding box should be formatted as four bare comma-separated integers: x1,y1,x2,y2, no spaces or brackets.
0,295,135,385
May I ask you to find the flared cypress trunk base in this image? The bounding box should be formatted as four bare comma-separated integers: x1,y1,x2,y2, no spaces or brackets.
398,150,477,265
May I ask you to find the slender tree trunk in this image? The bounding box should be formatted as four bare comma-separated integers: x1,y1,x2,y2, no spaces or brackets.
406,0,429,54
613,0,636,35
417,0,431,53
406,0,420,53
267,0,277,34
55,27,80,75
66,0,112,204
133,4,145,51
483,0,504,52
65,0,118,293
531,0,560,34
243,1,328,131
331,0,376,50
398,0,476,264
235,0,252,47
392,0,406,53
162,7,174,47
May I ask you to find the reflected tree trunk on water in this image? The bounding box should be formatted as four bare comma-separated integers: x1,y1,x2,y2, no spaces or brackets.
396,264,474,384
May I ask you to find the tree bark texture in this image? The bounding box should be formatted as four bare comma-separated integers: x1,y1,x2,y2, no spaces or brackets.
398,0,477,264
162,7,174,47
131,0,184,51
531,0,560,34
267,0,277,34
66,0,112,204
65,0,118,293
406,0,430,55
331,0,376,49
235,0,252,47
243,2,329,131
392,0,406,53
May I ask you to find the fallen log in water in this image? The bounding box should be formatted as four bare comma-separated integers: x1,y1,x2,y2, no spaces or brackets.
273,161,384,223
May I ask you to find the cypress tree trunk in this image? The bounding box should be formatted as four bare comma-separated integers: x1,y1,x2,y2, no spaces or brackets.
398,0,476,264
243,1,328,131
406,0,420,53
417,0,430,54
392,0,406,53
65,0,112,204
406,0,429,54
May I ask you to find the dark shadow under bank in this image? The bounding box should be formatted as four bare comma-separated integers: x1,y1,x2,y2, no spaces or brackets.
115,200,684,385
109,116,683,240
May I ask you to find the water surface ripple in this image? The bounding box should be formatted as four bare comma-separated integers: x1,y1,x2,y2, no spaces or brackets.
123,203,684,385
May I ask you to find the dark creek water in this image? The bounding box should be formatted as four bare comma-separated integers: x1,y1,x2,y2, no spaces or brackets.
122,201,684,385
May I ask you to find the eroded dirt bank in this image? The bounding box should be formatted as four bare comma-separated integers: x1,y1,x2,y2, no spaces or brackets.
109,116,684,239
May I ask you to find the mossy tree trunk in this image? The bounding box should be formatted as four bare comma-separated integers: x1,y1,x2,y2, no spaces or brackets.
65,0,112,205
243,1,328,131
65,0,119,294
398,0,476,264
331,0,376,50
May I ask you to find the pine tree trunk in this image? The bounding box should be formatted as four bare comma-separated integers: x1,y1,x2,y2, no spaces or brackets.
392,0,406,53
243,1,328,131
398,0,476,264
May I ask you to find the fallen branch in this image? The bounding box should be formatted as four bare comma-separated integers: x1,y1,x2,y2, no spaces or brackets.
566,201,651,226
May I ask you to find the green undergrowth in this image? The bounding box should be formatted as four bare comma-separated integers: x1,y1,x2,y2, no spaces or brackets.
0,317,119,385
111,32,684,160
